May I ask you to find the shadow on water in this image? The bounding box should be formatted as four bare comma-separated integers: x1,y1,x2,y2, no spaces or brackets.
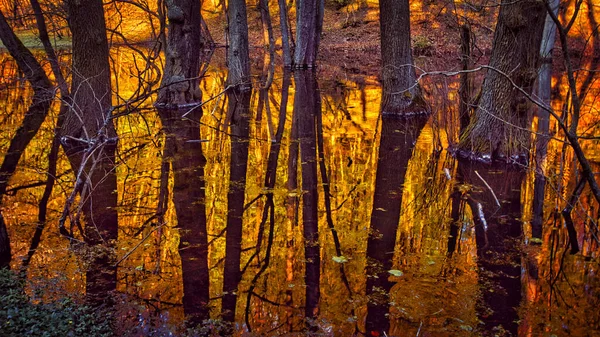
365,114,429,335
2,50,600,335
456,160,525,336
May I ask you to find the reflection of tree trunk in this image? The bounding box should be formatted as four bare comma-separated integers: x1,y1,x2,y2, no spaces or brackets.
156,0,209,324
0,9,53,269
447,187,464,257
365,115,428,335
285,71,298,330
160,109,209,324
63,0,118,305
222,0,251,325
458,161,524,336
294,70,320,325
222,89,251,323
21,0,71,270
244,71,291,332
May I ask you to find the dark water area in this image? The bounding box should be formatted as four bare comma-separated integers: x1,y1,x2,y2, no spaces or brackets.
1,50,599,336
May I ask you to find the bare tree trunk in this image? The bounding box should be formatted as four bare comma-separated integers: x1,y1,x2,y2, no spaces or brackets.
459,0,546,160
378,0,426,115
0,9,53,269
532,0,559,240
156,0,210,324
294,0,323,67
278,0,292,67
226,0,251,89
364,115,428,335
62,0,119,305
221,0,251,325
294,70,321,328
458,24,472,136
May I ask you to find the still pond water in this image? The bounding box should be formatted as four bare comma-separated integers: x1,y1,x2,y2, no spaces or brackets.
1,49,599,336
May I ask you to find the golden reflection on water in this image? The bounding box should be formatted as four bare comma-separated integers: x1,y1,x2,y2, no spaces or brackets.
0,44,599,335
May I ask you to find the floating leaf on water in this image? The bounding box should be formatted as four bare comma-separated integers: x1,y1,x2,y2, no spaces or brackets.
530,237,543,244
332,256,348,263
459,325,473,331
388,269,404,277
375,207,387,212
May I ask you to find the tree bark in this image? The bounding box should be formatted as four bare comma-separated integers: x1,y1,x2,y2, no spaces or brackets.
458,161,525,336
0,9,53,269
278,0,292,67
226,0,251,89
364,115,428,335
156,0,210,324
459,0,546,160
294,0,323,68
378,0,426,115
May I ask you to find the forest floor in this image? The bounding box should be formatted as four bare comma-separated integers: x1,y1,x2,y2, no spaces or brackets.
205,2,496,85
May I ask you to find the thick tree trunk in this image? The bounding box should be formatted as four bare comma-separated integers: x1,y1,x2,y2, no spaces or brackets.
458,161,525,336
294,0,323,68
459,0,546,160
378,0,426,115
63,0,119,305
293,70,321,326
156,0,203,107
532,0,559,240
0,9,53,269
364,115,428,335
156,0,210,324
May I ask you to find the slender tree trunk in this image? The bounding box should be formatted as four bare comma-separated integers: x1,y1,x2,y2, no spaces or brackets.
294,70,321,327
156,0,210,324
222,0,251,325
378,0,426,115
226,0,251,89
364,115,428,335
294,0,323,67
532,0,559,240
459,0,546,159
458,24,472,136
278,0,292,67
0,9,54,269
